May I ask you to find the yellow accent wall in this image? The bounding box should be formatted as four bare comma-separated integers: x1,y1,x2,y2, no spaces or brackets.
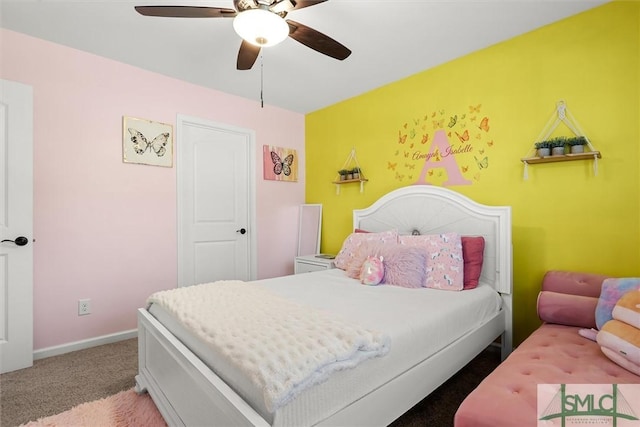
305,2,640,346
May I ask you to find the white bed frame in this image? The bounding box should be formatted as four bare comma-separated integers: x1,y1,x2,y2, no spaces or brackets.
136,185,512,427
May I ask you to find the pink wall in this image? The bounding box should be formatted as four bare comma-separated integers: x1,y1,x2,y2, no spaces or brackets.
1,29,305,350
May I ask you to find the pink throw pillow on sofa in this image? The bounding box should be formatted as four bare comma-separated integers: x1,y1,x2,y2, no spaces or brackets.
461,236,485,289
537,291,598,328
399,233,463,291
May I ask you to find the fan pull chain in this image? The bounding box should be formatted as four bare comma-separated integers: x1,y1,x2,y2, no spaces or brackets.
260,54,264,108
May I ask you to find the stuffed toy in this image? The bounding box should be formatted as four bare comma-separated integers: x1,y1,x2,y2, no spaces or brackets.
359,255,384,285
596,290,640,376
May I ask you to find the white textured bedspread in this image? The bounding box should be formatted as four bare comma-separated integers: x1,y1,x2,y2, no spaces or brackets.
147,280,390,412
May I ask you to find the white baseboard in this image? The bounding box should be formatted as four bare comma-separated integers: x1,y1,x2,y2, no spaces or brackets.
33,329,138,360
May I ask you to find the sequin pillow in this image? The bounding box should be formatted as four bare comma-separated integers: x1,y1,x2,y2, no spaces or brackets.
334,229,398,270
399,233,464,291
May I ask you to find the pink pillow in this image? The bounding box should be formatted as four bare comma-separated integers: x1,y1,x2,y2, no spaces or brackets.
461,236,485,289
346,241,389,278
334,229,398,270
399,233,464,291
537,291,598,328
380,245,427,288
346,241,426,288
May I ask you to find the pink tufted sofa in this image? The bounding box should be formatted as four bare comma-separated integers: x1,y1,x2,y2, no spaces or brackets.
454,270,640,427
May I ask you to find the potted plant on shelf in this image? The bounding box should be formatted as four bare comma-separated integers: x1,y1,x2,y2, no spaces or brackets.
338,169,349,181
351,167,361,180
566,136,588,154
534,141,551,157
549,137,567,156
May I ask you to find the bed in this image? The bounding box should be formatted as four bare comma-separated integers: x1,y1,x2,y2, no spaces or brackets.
135,185,513,426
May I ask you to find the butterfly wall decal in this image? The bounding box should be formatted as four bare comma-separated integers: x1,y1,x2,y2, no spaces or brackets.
455,130,470,143
398,131,407,144
475,155,489,170
448,115,458,128
128,128,170,157
271,151,294,176
479,117,490,132
469,104,482,113
387,162,397,171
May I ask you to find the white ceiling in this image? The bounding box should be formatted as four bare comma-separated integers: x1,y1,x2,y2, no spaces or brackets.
1,0,609,113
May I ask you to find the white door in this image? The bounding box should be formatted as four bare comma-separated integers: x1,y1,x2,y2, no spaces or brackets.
0,79,34,373
177,115,256,287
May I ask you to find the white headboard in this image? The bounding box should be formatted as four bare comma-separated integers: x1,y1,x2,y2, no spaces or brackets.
353,185,512,295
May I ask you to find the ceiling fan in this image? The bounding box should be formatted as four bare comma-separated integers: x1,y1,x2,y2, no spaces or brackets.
135,0,351,70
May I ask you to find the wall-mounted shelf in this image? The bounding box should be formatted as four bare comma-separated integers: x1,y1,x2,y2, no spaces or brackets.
333,178,368,194
521,151,601,165
332,178,369,185
522,101,602,179
334,148,367,194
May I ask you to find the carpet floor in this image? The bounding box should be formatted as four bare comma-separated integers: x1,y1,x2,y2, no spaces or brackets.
1,338,500,426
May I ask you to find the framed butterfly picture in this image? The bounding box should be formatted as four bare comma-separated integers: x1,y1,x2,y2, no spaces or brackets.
263,145,298,182
122,116,173,167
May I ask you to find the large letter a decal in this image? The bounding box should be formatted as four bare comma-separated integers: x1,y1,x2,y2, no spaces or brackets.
414,130,472,186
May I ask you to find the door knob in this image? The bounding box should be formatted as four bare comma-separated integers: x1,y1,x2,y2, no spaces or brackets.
236,228,247,235
1,236,29,246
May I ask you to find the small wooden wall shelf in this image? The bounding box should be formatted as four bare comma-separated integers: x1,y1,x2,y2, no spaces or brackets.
521,151,601,165
332,178,369,185
333,178,368,194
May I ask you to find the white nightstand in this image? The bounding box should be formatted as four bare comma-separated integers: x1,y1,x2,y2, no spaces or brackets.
294,255,336,274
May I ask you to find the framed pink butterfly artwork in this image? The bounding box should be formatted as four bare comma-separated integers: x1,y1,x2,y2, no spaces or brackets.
122,116,173,167
263,145,298,182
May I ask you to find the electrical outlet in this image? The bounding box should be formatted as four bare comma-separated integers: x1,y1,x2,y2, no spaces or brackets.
78,299,91,316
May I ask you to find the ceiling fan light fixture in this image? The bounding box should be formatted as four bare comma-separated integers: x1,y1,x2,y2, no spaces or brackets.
233,9,289,47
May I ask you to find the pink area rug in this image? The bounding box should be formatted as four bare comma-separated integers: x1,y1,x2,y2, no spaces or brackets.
21,389,167,427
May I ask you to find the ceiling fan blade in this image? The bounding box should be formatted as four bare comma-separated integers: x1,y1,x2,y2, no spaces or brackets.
287,20,351,60
270,0,327,14
291,0,328,11
237,40,261,70
134,6,236,18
